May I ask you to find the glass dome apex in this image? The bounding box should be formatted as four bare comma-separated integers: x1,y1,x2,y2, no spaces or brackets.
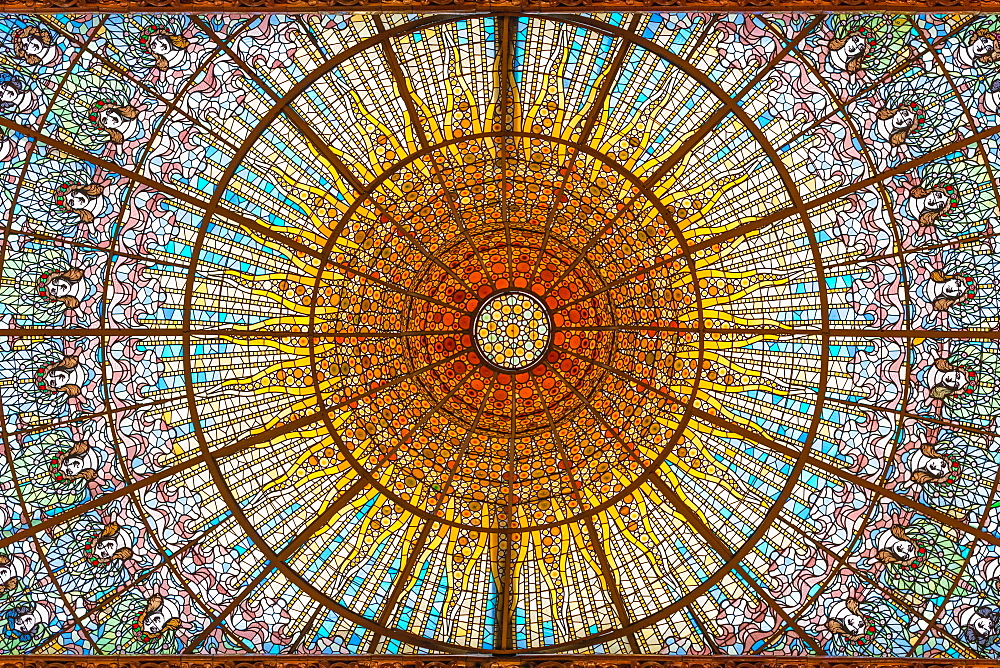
0,10,997,659
473,290,552,371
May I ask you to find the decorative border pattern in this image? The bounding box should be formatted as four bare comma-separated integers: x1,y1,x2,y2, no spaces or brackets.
2,658,1000,667
1,2,1000,12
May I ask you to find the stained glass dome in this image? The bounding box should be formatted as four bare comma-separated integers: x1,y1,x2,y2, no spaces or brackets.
0,10,999,659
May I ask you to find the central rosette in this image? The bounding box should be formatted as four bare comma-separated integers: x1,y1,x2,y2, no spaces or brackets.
472,290,552,372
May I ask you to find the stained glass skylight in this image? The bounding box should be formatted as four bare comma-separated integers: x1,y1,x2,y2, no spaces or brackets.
0,11,999,659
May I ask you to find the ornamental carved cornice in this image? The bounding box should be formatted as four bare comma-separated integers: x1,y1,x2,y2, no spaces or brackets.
1,658,1000,668
1,1,1000,11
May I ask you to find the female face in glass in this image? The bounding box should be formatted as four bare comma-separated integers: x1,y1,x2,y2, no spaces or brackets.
97,108,130,134
921,189,949,212
972,35,996,58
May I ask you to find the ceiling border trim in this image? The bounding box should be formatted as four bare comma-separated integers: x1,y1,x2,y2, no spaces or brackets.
2,4,1000,13
1,657,999,665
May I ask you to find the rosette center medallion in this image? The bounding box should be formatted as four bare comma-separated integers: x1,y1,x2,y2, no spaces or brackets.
472,290,552,372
